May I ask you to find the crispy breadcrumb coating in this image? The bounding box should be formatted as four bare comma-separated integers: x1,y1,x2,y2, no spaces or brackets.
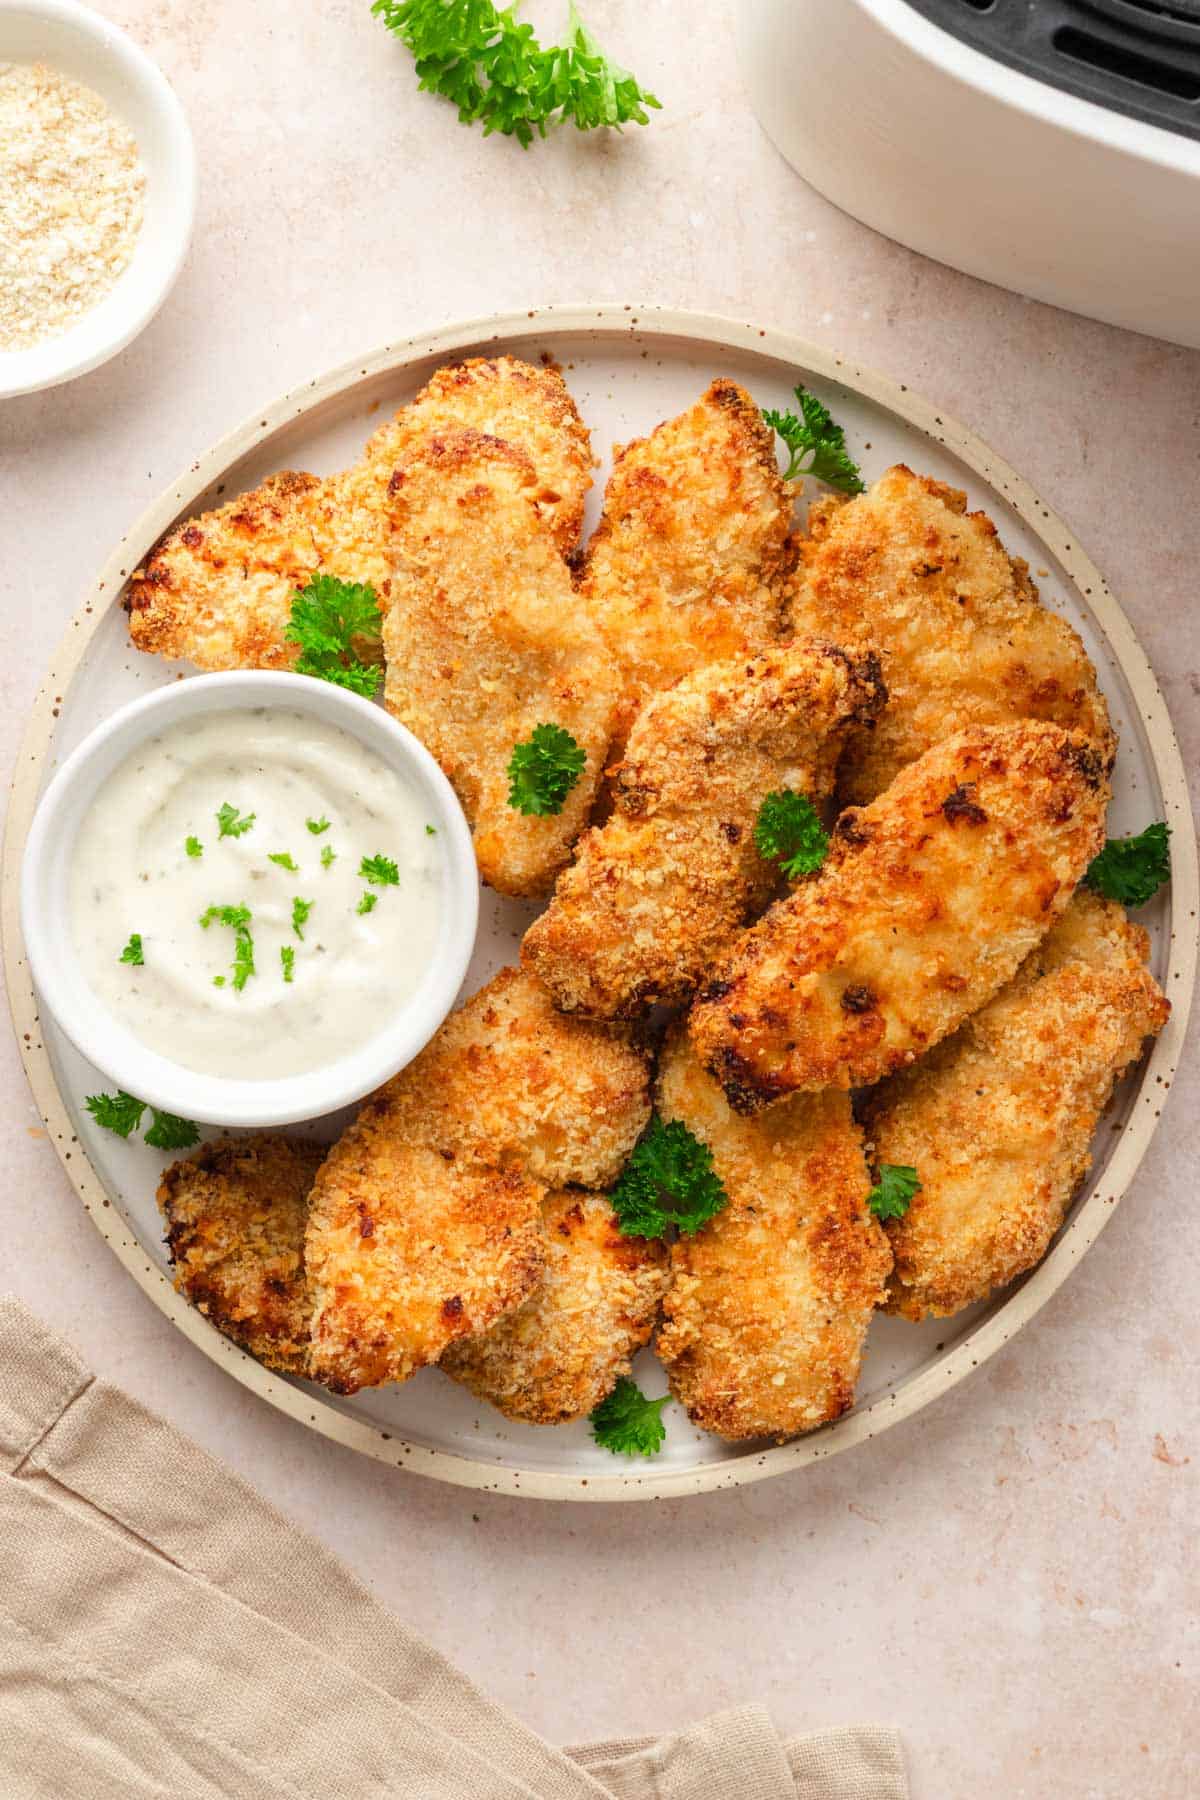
364,355,591,556
655,1031,891,1441
125,356,588,671
305,1140,544,1394
522,639,886,1017
865,889,1169,1320
787,465,1115,804
365,966,652,1189
383,428,618,898
157,1137,322,1373
580,379,796,749
441,1189,669,1423
689,722,1112,1111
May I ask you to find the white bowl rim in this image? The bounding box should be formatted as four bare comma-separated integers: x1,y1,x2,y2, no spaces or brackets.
0,0,196,398
19,671,480,1127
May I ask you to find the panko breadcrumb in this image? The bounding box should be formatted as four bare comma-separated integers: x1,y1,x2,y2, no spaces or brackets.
581,378,796,750
689,722,1112,1111
866,888,1169,1320
383,428,618,898
358,966,651,1190
787,465,1115,804
441,1189,669,1424
655,1032,891,1441
305,1141,544,1394
157,1137,322,1373
522,639,886,1017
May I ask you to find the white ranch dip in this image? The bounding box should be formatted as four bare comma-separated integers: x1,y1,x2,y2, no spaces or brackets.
70,706,444,1079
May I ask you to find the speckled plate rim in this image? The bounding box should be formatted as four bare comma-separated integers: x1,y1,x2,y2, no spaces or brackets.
4,303,1195,1502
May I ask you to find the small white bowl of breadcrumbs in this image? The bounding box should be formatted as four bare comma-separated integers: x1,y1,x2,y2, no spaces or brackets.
0,0,194,397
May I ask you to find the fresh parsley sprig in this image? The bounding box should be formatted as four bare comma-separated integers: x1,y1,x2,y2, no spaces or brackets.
281,945,296,983
590,1377,670,1457
119,933,144,967
268,852,299,872
286,574,382,697
85,1090,199,1151
199,903,255,991
372,0,660,147
507,723,586,816
185,836,203,859
359,854,400,887
306,816,331,836
1085,822,1171,908
291,897,314,940
868,1164,921,1223
216,803,255,840
762,384,865,493
754,790,829,879
610,1115,728,1240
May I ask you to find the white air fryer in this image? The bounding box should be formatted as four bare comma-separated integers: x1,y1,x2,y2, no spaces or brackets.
738,0,1200,348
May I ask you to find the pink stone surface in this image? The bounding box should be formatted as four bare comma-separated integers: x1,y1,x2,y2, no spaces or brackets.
1,6,1197,1795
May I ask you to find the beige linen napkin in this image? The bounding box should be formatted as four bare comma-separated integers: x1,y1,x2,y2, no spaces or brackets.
0,1297,907,1800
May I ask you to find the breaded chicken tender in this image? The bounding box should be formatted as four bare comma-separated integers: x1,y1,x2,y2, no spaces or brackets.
306,1141,544,1394
157,1137,322,1373
865,889,1169,1320
787,465,1115,804
655,1032,891,1441
522,639,886,1017
367,966,651,1189
441,1189,669,1424
383,428,618,897
363,355,591,555
125,356,589,671
581,379,796,749
689,722,1112,1111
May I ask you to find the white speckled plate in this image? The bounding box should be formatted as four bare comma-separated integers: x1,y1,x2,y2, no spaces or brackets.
4,306,1195,1500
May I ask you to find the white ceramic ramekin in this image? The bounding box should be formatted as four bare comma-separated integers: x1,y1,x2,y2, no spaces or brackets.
20,673,479,1127
0,0,196,398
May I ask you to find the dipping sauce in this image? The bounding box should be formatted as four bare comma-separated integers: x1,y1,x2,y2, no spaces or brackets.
70,707,444,1079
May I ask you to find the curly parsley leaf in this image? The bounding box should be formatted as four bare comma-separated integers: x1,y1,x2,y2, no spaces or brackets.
199,903,255,992
119,932,144,967
371,0,660,148
590,1377,670,1457
281,944,296,983
507,722,586,816
144,1109,200,1152
320,845,336,869
306,816,331,836
291,897,314,940
357,891,378,915
358,853,399,887
84,1090,146,1139
754,789,829,880
268,852,299,872
610,1115,728,1240
286,574,382,698
1085,822,1171,908
763,384,865,493
868,1164,921,1223
216,802,256,840
185,835,203,859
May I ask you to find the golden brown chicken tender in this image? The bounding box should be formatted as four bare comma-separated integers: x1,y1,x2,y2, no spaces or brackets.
522,639,886,1018
441,1189,669,1424
364,355,591,556
689,722,1112,1111
305,1140,544,1394
581,378,796,750
366,966,652,1190
157,1136,322,1373
655,1032,891,1441
787,465,1115,804
382,428,618,897
125,356,589,671
865,889,1169,1321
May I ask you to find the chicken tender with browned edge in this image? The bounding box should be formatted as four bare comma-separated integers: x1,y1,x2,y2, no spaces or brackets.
655,1032,891,1441
689,722,1112,1112
441,1189,669,1424
787,465,1115,804
157,1137,322,1373
522,639,886,1018
383,428,618,897
865,888,1169,1321
305,1141,544,1395
580,379,796,750
366,966,651,1189
125,356,589,671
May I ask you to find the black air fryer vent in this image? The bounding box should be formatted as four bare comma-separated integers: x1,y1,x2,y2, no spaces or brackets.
905,0,1200,137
